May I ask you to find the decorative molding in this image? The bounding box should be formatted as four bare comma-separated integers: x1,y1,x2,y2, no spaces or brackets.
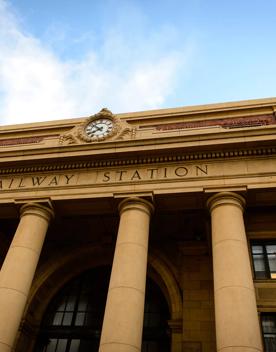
19,318,39,335
168,319,183,333
0,135,58,147
0,146,275,175
59,108,136,145
151,114,276,131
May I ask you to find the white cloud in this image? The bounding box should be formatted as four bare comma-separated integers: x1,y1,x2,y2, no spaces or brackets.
0,0,193,125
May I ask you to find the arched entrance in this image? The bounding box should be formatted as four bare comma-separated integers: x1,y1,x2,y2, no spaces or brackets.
34,266,170,352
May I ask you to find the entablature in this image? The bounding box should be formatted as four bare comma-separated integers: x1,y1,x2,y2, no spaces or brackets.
0,97,275,164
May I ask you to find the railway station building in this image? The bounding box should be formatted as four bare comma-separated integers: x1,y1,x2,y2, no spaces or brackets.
0,98,276,352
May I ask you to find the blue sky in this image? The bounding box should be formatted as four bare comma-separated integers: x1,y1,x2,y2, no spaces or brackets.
0,0,276,125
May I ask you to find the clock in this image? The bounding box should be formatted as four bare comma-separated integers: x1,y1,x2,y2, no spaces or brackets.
85,118,114,138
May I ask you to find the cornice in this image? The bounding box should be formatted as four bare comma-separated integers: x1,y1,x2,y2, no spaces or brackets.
0,97,275,134
0,123,276,163
0,145,275,175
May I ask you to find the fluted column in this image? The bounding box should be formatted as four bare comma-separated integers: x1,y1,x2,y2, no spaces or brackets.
0,203,53,352
207,192,263,352
99,197,154,352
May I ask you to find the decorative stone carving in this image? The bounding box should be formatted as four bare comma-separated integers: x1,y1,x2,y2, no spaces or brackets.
59,108,136,145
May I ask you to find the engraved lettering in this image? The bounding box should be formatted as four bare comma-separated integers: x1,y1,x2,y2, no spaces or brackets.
196,165,208,176
48,176,59,186
116,170,127,181
103,172,110,182
18,178,26,188
64,174,75,184
8,178,14,188
32,176,47,186
131,170,141,180
147,168,158,179
175,167,188,177
0,163,212,192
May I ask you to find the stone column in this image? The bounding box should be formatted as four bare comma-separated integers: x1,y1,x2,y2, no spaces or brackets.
0,203,53,352
99,197,154,352
207,192,263,352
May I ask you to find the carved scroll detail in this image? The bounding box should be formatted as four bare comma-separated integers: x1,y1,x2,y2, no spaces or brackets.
59,108,136,145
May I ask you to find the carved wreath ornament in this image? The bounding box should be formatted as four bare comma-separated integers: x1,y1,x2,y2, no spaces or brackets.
59,108,136,145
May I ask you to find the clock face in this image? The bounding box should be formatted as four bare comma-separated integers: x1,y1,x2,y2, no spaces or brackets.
85,118,114,138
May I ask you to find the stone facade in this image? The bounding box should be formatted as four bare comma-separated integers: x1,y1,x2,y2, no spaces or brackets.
0,98,276,352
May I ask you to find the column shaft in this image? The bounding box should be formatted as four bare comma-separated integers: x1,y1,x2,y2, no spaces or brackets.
99,197,154,352
0,203,53,352
207,192,263,352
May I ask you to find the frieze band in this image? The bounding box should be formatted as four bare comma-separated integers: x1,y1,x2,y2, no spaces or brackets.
0,164,209,191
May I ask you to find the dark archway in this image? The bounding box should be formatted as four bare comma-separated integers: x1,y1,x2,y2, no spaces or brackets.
35,266,170,352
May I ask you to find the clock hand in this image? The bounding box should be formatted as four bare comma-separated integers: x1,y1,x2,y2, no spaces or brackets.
93,125,103,132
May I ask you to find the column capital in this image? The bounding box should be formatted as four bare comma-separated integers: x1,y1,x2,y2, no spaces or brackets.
118,197,154,217
206,192,246,213
20,203,54,222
